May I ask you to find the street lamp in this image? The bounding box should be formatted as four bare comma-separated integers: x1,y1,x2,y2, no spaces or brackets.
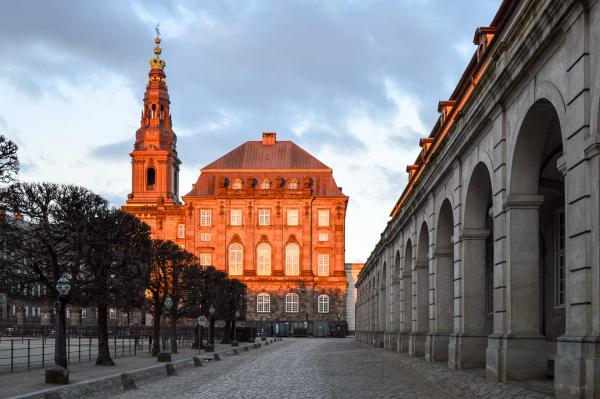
45,274,71,384
163,296,173,353
233,310,240,344
208,305,215,349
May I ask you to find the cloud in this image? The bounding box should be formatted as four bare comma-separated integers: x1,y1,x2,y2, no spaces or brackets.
0,0,500,262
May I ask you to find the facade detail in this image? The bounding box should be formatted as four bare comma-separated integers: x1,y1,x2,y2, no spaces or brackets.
123,36,349,336
355,1,600,398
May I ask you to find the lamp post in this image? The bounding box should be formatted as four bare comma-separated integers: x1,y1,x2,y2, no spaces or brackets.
208,305,215,348
163,296,173,353
45,274,71,384
234,310,240,343
196,316,205,354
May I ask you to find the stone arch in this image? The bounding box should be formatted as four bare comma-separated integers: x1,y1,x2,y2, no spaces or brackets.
451,161,493,370
492,99,566,381
410,222,429,357
426,198,454,362
380,262,387,332
392,249,402,331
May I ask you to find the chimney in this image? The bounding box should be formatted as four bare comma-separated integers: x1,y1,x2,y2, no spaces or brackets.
262,132,276,145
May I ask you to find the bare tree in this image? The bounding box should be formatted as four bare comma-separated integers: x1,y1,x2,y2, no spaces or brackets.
0,135,19,185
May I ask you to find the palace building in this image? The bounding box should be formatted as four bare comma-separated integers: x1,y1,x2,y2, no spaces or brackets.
122,33,349,336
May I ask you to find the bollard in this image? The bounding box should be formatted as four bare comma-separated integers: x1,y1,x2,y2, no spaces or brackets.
213,353,221,361
193,356,203,367
232,348,240,355
121,373,137,390
265,341,270,345
165,363,178,376
243,346,249,352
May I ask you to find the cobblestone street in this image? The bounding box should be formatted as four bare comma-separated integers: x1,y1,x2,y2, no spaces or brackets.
106,338,453,399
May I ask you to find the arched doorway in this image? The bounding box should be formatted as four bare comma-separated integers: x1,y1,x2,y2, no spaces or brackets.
410,222,429,357
450,162,493,370
399,240,413,352
489,99,565,381
427,200,454,362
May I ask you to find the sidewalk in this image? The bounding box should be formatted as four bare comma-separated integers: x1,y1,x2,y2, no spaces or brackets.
0,344,236,398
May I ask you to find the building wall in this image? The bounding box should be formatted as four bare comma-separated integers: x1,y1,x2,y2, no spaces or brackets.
355,1,600,397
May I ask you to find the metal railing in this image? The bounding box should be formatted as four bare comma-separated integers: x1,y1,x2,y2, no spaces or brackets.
0,324,195,374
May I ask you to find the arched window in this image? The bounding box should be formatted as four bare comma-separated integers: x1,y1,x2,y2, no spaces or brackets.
260,179,271,189
151,104,156,119
288,179,298,189
285,243,299,276
256,243,271,275
159,104,164,120
146,168,156,186
232,179,242,190
318,294,329,313
257,293,270,313
285,293,299,313
228,243,243,276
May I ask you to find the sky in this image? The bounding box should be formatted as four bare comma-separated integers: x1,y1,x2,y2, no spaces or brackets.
0,0,499,263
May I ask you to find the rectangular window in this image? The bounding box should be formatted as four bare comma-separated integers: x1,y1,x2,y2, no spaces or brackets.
25,306,29,318
318,233,329,242
177,224,186,238
318,295,330,313
81,308,87,319
200,253,212,266
555,210,566,308
200,209,212,226
257,294,270,313
230,209,242,226
258,209,270,226
109,308,116,319
285,294,299,313
318,254,330,276
11,305,16,316
287,209,299,226
66,307,70,319
200,232,211,241
318,209,330,226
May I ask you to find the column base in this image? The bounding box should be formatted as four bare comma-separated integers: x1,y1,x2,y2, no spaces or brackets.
425,332,450,362
555,335,600,399
486,334,547,382
409,332,426,357
384,332,400,352
398,333,411,353
448,333,487,369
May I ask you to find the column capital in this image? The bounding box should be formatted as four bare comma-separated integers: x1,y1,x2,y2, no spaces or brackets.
503,194,544,210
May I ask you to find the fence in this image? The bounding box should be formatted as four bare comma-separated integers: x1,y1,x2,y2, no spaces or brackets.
0,324,195,374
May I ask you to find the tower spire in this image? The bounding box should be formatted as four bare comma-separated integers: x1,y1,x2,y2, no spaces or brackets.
150,23,166,70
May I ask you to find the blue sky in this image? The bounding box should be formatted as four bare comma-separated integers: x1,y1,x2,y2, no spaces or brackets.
0,0,499,262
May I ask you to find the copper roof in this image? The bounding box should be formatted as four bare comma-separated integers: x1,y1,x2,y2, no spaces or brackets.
201,140,330,171
185,137,346,198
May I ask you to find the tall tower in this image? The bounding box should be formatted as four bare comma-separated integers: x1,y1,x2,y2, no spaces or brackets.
126,28,181,206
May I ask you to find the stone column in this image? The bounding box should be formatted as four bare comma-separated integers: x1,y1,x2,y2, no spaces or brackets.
399,270,412,352
390,276,401,352
409,260,428,356
449,228,488,369
486,194,546,381
426,248,453,362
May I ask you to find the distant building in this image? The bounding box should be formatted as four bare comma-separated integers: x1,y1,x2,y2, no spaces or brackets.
122,33,349,336
344,263,364,334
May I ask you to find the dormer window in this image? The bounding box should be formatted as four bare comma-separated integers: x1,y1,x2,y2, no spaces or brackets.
260,179,271,189
288,179,298,190
232,179,242,190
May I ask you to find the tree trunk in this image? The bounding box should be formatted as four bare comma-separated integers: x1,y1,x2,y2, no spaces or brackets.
95,303,115,366
152,306,161,356
170,316,178,353
222,320,231,344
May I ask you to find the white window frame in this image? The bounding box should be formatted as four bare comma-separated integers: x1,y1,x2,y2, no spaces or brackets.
230,209,242,226
288,180,298,189
285,293,299,313
200,232,211,242
318,254,329,276
200,209,212,226
109,308,117,319
257,243,271,275
81,308,87,319
555,209,566,308
258,209,270,226
200,253,212,266
228,243,243,276
318,209,330,226
260,179,271,190
177,223,186,239
65,307,70,319
257,293,270,313
318,294,330,313
287,209,299,226
285,243,300,276
318,233,329,242
232,179,242,190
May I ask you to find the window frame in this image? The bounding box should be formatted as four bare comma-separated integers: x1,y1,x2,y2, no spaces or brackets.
260,179,271,190
200,209,212,226
318,233,329,242
177,223,186,239
230,209,243,226
257,293,270,313
232,179,242,190
258,209,270,226
285,293,299,313
318,209,330,226
285,243,300,276
200,232,211,242
228,243,244,276
317,254,330,276
317,294,330,313
287,209,299,226
256,243,272,275
200,253,212,266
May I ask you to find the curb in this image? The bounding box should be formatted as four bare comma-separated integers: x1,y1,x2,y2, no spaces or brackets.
7,340,280,399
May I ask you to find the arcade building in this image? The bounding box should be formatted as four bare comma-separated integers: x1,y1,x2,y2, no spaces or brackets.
122,33,349,336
